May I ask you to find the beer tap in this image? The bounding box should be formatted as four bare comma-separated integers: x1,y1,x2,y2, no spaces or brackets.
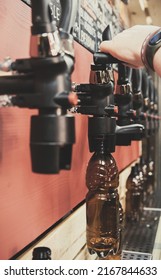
115,64,133,128
0,0,78,174
130,68,145,140
73,26,145,258
74,56,122,258
93,27,145,146
114,64,142,146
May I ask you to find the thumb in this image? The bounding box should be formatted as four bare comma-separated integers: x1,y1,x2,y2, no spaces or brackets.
99,40,113,53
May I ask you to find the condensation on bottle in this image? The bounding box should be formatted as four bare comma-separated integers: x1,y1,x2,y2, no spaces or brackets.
86,145,120,259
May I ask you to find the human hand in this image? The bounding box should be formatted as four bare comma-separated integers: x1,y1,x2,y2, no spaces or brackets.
100,25,160,68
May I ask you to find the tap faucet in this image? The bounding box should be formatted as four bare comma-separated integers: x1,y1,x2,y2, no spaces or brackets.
0,0,78,174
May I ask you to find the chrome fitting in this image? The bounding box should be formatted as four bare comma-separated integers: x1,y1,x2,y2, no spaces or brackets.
90,68,113,84
30,30,63,58
116,83,131,95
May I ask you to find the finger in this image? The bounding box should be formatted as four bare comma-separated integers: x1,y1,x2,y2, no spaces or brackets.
99,40,113,52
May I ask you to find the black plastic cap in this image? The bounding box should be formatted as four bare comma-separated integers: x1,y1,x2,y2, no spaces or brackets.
32,247,51,260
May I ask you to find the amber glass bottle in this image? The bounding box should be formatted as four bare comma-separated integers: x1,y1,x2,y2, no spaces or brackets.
125,166,142,223
86,143,120,258
32,247,51,260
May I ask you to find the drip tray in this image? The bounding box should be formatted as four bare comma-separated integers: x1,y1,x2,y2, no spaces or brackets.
144,187,161,209
121,210,160,259
122,251,152,260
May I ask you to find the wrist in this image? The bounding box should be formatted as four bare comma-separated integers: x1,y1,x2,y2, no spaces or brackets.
153,47,161,73
141,28,161,71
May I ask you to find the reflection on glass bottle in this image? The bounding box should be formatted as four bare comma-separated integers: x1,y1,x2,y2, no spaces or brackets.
146,156,154,195
135,162,144,208
86,143,120,258
125,166,142,223
32,247,52,260
139,156,148,202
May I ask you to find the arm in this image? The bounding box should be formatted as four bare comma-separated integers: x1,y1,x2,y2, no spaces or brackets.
153,47,161,77
100,25,161,76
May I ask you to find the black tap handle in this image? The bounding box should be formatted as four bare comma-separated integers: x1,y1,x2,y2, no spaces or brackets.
102,25,112,41
132,68,142,93
142,70,149,99
95,25,123,66
31,0,56,34
94,52,121,65
126,66,132,82
116,123,144,135
59,0,78,34
117,64,132,85
153,86,158,108
100,25,119,66
148,77,154,103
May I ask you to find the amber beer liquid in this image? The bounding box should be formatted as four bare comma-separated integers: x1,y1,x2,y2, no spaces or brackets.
86,144,120,258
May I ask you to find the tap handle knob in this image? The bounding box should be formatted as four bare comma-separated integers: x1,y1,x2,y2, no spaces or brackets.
148,77,155,103
117,64,132,85
132,68,142,93
102,25,112,41
95,26,122,65
142,70,149,99
126,66,132,82
94,52,121,65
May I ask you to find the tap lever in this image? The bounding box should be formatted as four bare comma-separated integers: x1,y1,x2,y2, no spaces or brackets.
59,0,78,34
132,68,142,93
132,69,143,110
117,64,132,85
142,70,150,112
94,52,122,65
116,123,144,136
102,25,112,41
116,123,145,145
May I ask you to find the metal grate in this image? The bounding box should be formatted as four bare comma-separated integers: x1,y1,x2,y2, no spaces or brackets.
122,210,160,259
144,187,161,209
122,251,152,260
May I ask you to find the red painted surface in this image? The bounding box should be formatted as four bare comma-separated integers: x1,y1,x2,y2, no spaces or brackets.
0,0,140,259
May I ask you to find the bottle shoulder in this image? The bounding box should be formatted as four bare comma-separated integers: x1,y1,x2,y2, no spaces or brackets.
86,152,119,190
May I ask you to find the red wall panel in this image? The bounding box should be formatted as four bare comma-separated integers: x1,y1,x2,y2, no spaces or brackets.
0,0,140,260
